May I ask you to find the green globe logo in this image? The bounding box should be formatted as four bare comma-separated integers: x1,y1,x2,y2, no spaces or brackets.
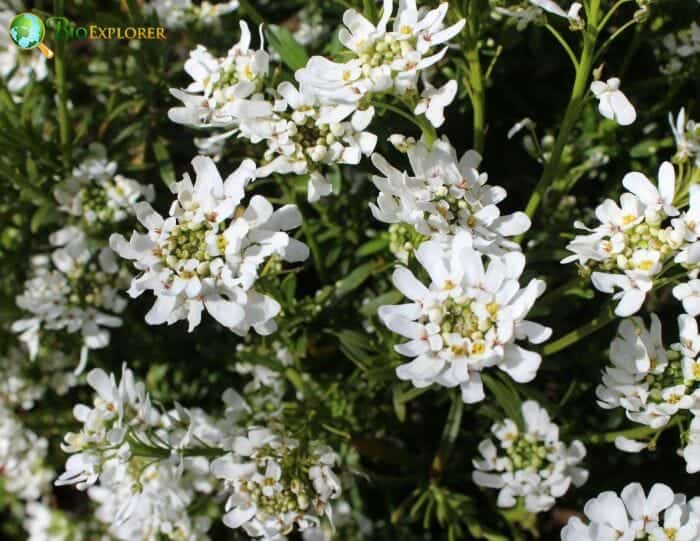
9,12,53,58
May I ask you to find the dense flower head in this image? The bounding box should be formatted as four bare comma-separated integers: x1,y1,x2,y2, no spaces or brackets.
12,231,128,369
659,22,700,74
472,400,587,513
244,82,378,201
54,143,154,231
295,0,465,115
23,501,87,541
370,136,530,253
211,426,341,538
0,405,54,501
110,155,309,335
169,21,270,128
596,314,700,473
560,482,700,541
378,232,550,403
562,161,691,316
0,347,76,410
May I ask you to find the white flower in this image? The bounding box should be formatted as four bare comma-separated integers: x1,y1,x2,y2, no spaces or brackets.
673,279,700,316
169,21,271,128
0,405,54,501
669,108,700,166
682,416,700,474
590,77,637,126
110,156,309,335
24,501,86,541
622,161,679,221
54,143,154,228
472,400,587,513
529,0,583,24
560,483,700,541
563,162,685,317
378,232,550,403
296,0,465,108
414,80,458,128
12,233,127,369
212,428,341,538
246,82,377,201
370,136,530,253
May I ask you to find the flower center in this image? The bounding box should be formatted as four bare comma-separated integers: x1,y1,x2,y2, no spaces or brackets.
505,435,551,472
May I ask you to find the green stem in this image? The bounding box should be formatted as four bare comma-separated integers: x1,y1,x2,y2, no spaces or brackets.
583,425,656,444
429,391,464,481
53,0,71,172
465,46,485,154
542,303,616,356
521,2,602,229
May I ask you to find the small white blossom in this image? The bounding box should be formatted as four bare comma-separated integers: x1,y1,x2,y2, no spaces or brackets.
378,232,550,403
561,483,700,541
169,21,271,128
212,427,342,538
110,156,309,335
590,77,637,126
472,400,587,513
370,136,531,253
296,0,465,111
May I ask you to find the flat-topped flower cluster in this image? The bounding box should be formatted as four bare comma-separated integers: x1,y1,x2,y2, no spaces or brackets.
472,400,587,513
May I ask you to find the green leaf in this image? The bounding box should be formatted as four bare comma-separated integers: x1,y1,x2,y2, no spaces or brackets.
356,236,389,258
482,373,523,428
335,261,379,298
265,26,308,71
152,138,176,187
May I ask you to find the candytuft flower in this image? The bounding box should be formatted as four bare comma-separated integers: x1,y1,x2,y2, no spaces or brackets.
472,400,588,513
590,77,637,126
110,156,309,335
378,232,550,403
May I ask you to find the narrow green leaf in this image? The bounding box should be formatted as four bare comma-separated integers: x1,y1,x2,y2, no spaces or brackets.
265,26,308,71
152,138,176,187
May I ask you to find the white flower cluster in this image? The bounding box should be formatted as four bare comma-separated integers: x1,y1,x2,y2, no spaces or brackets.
596,314,700,473
54,143,155,230
378,232,550,403
296,0,465,116
55,365,221,539
171,1,466,201
0,347,76,410
12,236,128,371
0,405,54,502
212,427,341,538
144,0,239,28
23,501,86,541
169,21,270,129
660,21,700,75
0,10,47,94
561,161,700,317
472,400,587,513
13,145,152,370
110,155,308,335
370,136,531,254
561,482,700,541
55,364,343,539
